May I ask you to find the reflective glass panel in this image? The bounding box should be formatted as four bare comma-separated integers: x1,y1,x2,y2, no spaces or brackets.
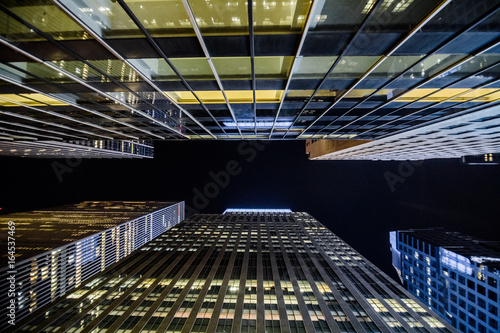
368,0,441,29
61,0,142,38
125,0,196,36
253,0,312,33
309,0,368,31
170,58,215,80
293,56,338,79
189,0,249,34
255,56,294,79
129,58,181,81
371,56,426,76
5,2,87,40
402,54,466,80
0,11,37,41
212,57,252,79
329,56,381,78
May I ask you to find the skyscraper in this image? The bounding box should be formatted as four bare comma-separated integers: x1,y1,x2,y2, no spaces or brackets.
0,0,498,157
390,228,500,333
13,209,455,332
0,201,184,329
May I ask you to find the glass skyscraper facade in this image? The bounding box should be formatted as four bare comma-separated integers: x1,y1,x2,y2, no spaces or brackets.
0,201,184,329
390,228,500,333
0,0,498,158
13,210,455,332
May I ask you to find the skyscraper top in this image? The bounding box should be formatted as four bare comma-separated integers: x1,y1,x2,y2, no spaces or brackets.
223,208,292,214
394,228,500,266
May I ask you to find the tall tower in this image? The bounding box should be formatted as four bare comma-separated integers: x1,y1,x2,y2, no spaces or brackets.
390,228,500,333
0,201,184,329
14,209,455,332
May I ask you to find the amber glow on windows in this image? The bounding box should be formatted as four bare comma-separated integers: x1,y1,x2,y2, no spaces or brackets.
385,299,407,313
366,299,388,312
401,298,427,312
164,90,284,104
0,94,69,107
422,316,446,328
396,88,500,102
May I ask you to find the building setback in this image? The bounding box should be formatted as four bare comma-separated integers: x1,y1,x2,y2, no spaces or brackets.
390,228,500,333
0,201,184,330
14,209,455,332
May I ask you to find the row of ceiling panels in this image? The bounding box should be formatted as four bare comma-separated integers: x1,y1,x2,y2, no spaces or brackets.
0,0,499,140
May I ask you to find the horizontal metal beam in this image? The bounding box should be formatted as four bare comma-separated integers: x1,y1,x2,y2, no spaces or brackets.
0,125,62,141
0,119,84,140
0,111,97,140
0,132,37,141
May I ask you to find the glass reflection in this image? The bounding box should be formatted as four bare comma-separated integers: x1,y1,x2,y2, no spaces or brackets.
189,0,249,34
255,56,293,79
3,2,87,40
212,57,252,79
125,0,196,36
293,57,338,79
253,0,311,33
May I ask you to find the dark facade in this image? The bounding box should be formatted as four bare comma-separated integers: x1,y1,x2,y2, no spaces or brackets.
0,0,498,149
390,228,500,333
13,210,455,332
0,201,184,330
461,153,500,165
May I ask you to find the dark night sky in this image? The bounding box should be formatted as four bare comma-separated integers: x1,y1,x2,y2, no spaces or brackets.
1,140,500,281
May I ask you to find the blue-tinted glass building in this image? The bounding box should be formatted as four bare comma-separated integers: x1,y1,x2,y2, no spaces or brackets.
390,228,500,333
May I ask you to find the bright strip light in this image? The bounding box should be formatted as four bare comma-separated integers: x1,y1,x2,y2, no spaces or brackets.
223,121,292,128
224,209,292,214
